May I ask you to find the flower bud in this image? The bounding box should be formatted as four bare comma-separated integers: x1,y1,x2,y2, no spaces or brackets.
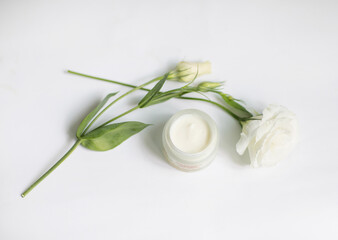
197,81,223,91
173,61,211,82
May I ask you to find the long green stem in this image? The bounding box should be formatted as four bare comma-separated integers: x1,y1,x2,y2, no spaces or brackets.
81,76,162,135
67,70,151,91
22,75,160,198
178,96,242,121
21,140,82,198
100,105,140,127
67,70,244,122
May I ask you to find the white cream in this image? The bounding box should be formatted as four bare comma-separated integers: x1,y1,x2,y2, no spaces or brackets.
162,109,219,171
169,113,210,154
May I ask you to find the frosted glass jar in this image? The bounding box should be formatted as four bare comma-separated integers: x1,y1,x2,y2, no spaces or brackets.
162,109,219,171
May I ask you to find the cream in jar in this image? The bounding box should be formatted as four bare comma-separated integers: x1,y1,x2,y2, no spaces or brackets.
162,109,219,171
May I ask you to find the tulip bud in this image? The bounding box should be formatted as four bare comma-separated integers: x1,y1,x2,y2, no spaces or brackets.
197,81,223,91
172,61,211,82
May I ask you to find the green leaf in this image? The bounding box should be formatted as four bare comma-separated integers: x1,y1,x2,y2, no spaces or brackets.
219,92,253,117
142,91,181,107
76,92,118,138
80,121,150,151
138,73,169,108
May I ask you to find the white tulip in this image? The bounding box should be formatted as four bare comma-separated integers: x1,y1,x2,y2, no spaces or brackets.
173,61,211,82
236,105,299,167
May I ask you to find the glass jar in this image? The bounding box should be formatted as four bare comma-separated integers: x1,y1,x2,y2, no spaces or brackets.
162,109,219,171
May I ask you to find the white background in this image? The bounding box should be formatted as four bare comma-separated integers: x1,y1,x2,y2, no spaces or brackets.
1,0,338,239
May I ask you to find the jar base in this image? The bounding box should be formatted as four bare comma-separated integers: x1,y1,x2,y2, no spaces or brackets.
162,145,216,172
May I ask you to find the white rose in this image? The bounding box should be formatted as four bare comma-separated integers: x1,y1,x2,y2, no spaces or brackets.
236,104,299,167
173,61,211,82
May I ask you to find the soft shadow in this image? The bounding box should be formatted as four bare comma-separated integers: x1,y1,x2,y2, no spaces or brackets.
141,113,173,168
126,95,142,106
217,118,251,166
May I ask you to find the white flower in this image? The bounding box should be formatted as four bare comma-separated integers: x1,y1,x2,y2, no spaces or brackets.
173,61,211,82
236,105,299,167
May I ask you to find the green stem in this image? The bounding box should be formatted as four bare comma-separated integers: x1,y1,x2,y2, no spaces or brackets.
67,70,151,91
21,140,82,198
100,105,140,127
67,71,244,122
178,97,242,122
82,76,162,135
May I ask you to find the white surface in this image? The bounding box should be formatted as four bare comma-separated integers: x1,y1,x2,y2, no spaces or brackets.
1,0,338,239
